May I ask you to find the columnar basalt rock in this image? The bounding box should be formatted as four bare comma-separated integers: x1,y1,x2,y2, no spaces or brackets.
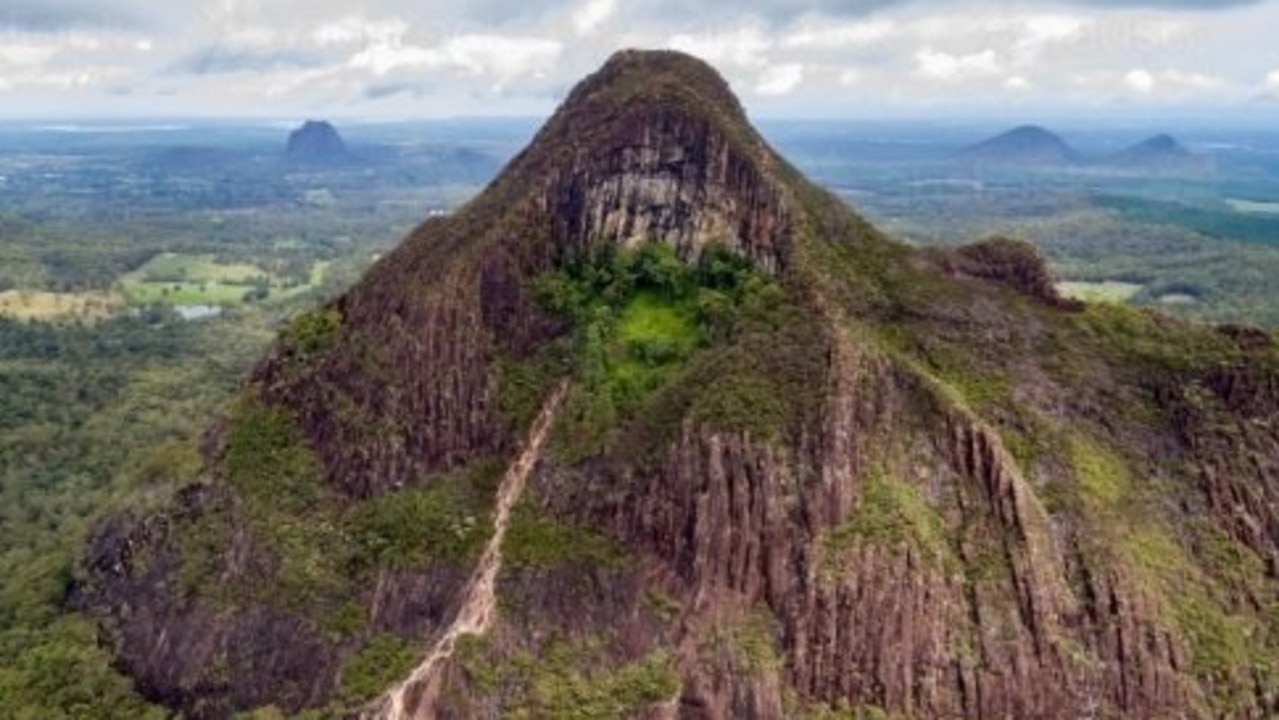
81,49,1279,720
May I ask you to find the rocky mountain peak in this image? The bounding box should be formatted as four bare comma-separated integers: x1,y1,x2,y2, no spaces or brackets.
80,50,1279,720
286,119,348,163
494,49,794,272
555,49,752,132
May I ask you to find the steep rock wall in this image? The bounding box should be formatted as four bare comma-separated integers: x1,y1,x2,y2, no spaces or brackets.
542,107,792,272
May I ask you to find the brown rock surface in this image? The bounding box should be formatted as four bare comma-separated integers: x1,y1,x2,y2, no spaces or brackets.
80,49,1279,720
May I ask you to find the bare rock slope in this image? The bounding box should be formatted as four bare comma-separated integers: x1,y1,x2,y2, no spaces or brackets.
82,50,1279,720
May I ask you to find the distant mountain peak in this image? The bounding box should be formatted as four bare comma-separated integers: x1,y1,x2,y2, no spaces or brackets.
959,124,1081,165
285,119,348,163
1109,133,1196,168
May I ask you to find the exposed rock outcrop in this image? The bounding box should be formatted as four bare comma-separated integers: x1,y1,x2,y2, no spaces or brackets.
81,49,1279,720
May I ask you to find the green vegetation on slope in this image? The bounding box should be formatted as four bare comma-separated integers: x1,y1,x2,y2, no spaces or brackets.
1061,433,1279,712
0,311,281,719
337,634,420,704
176,400,502,621
503,502,625,571
451,634,679,719
530,241,799,460
823,469,951,572
351,459,502,570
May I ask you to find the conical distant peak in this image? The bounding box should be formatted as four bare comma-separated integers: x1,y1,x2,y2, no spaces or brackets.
960,124,1080,165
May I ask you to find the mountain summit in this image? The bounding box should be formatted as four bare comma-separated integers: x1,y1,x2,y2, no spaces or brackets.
959,124,1082,165
82,50,1279,720
1109,133,1199,170
286,119,349,164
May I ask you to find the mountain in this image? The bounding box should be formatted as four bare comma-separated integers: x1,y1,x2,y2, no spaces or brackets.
959,124,1082,165
80,50,1279,720
286,119,349,164
1108,133,1200,170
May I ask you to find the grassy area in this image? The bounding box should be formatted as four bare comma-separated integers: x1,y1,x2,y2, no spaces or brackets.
0,255,334,319
609,290,701,410
0,289,125,321
1056,281,1144,304
616,291,699,347
120,252,329,306
137,253,265,284
121,280,251,305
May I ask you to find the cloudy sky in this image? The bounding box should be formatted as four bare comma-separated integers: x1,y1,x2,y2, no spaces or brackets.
1,0,1278,119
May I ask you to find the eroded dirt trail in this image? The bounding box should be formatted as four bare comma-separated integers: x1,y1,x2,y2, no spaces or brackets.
363,382,568,720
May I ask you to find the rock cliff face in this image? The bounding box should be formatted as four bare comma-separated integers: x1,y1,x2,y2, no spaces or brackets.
81,50,1279,720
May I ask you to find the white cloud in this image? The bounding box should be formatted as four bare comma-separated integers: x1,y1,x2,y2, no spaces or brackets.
838,68,861,87
668,27,771,69
350,33,562,82
349,42,431,76
1005,75,1031,91
264,67,339,97
1013,14,1087,61
222,25,280,49
0,42,60,67
1022,14,1086,45
1122,68,1229,98
1124,68,1155,93
572,0,616,36
313,16,408,47
4,0,1279,118
781,19,895,50
437,35,562,80
755,63,803,95
1159,69,1226,92
914,48,1001,81
1134,19,1192,49
0,28,159,99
